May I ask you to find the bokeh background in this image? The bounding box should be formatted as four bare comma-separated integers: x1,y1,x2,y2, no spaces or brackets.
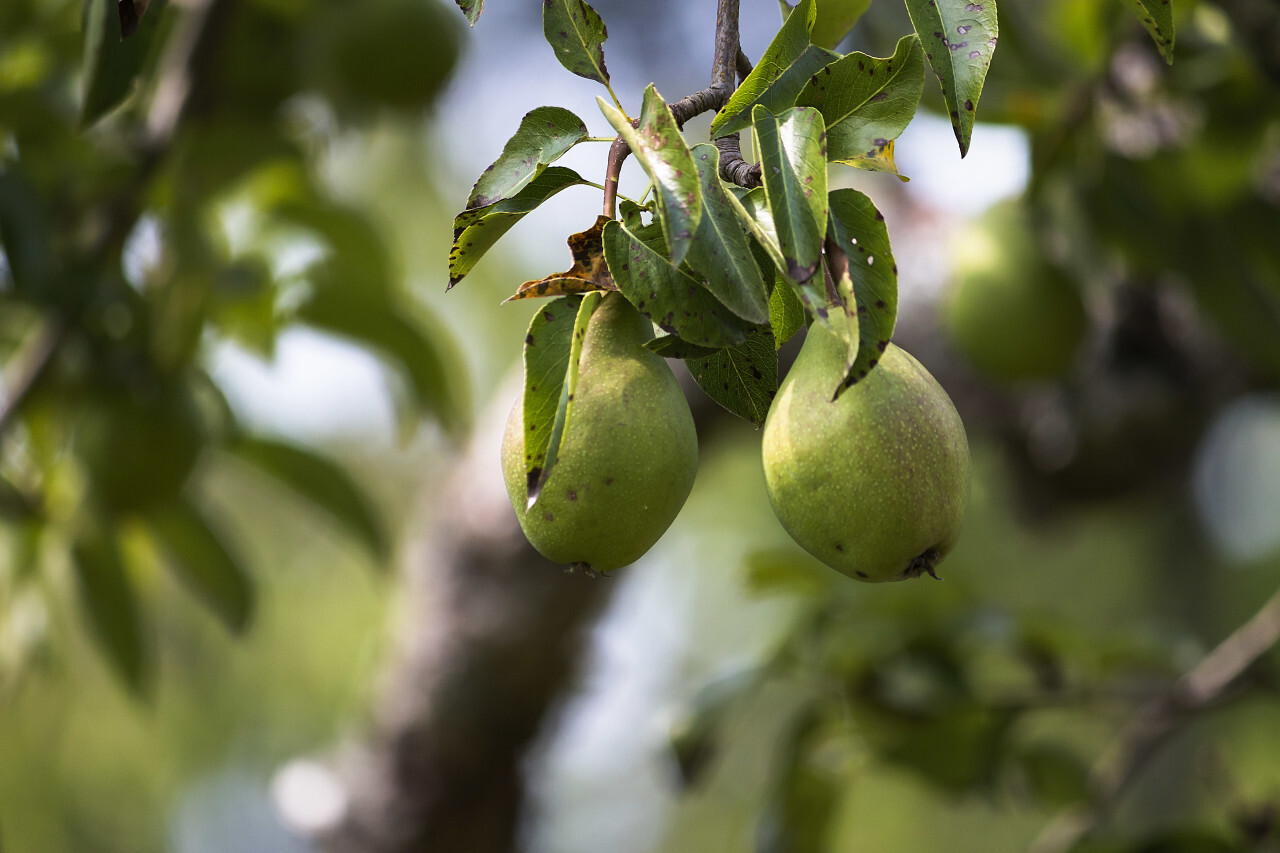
2,0,1280,851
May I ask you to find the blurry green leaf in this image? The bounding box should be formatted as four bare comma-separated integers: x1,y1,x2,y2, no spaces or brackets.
0,476,37,520
768,274,807,349
687,328,778,427
1117,0,1174,64
752,106,829,322
519,294,583,505
685,145,769,324
670,669,759,788
1016,743,1091,808
454,0,482,25
449,167,588,288
466,107,589,210
796,35,924,178
80,0,167,127
759,708,843,853
0,170,54,301
505,215,617,302
811,0,873,49
71,526,151,695
743,547,833,595
904,0,998,157
531,292,602,507
229,436,390,562
149,498,254,634
712,0,837,137
542,0,611,86
826,188,898,391
602,219,750,349
644,335,723,360
599,85,703,267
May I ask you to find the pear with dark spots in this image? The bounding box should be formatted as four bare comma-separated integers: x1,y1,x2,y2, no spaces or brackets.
502,293,698,572
762,325,970,582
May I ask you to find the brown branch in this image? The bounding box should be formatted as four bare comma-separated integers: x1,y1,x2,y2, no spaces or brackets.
1030,584,1280,853
736,46,753,81
716,135,761,188
602,134,631,218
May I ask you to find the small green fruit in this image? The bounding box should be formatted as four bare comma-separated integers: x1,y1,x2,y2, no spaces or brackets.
762,327,970,582
501,294,698,572
76,382,206,515
943,202,1087,383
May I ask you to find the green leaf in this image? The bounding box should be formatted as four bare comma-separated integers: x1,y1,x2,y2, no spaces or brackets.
230,437,390,562
149,498,254,634
644,335,723,360
0,171,54,301
796,35,925,178
760,709,844,853
450,166,589,288
769,274,807,349
602,220,750,349
80,0,167,127
543,0,611,87
811,0,873,49
686,328,779,427
712,0,838,137
685,145,769,324
71,527,150,695
531,292,602,507
743,548,833,595
752,106,830,322
904,0,998,157
1117,0,1174,63
1015,744,1091,808
734,186,786,274
827,188,899,390
454,0,482,25
598,86,703,267
519,295,583,504
465,107,589,210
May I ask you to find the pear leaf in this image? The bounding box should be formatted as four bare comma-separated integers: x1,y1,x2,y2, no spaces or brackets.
686,144,769,324
687,328,779,427
1116,0,1175,63
543,0,611,86
904,0,998,157
827,188,899,393
520,295,583,505
465,107,589,210
507,215,618,301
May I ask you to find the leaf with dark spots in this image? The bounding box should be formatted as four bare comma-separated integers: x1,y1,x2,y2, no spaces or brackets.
466,107,589,210
796,35,924,180
521,295,584,505
530,293,602,508
542,0,611,86
645,335,724,360
505,215,619,302
454,0,483,25
904,0,998,156
687,328,779,427
603,220,751,349
599,85,703,267
449,167,588,288
827,188,898,394
1117,0,1175,63
684,144,769,324
712,0,839,137
753,106,830,329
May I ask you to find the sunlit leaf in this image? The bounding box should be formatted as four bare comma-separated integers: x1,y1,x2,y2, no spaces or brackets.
811,0,872,49
465,107,589,210
1117,0,1174,63
686,328,779,427
599,85,703,267
519,294,582,503
229,436,390,563
904,0,998,157
685,144,769,324
752,106,830,323
543,0,611,86
449,167,589,288
712,0,836,137
149,498,254,634
796,35,924,179
602,220,751,349
506,215,618,301
71,526,150,695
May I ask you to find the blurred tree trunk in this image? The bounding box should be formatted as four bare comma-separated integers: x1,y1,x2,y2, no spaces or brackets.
317,393,614,853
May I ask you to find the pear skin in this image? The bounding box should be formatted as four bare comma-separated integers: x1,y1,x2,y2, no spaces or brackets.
502,293,698,572
763,326,970,581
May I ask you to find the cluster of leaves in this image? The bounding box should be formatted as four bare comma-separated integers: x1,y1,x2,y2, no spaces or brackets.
0,0,465,692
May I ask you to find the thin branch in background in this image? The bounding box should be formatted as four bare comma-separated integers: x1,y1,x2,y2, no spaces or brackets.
1031,584,1280,853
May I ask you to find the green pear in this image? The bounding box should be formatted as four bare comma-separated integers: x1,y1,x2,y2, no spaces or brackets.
762,326,970,581
943,202,1087,383
502,294,698,572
